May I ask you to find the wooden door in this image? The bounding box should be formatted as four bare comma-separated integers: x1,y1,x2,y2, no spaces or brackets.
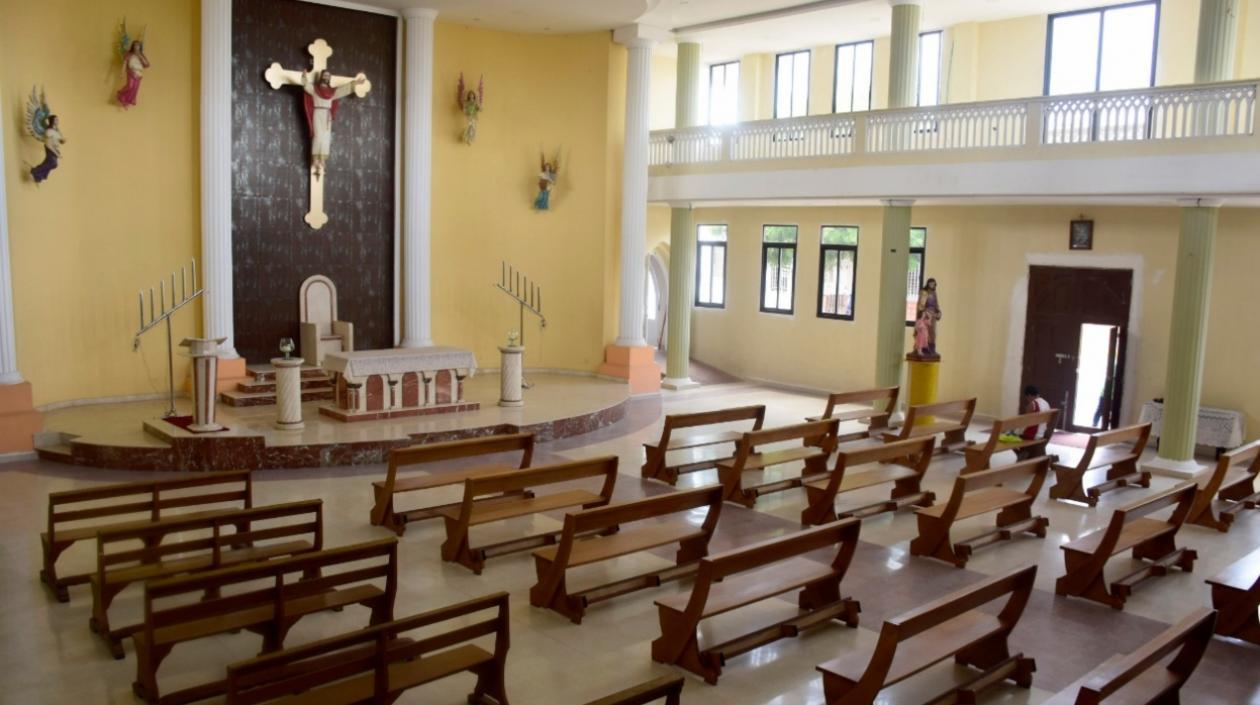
1022,266,1132,432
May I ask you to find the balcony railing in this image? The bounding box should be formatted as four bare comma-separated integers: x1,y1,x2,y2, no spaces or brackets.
648,80,1257,167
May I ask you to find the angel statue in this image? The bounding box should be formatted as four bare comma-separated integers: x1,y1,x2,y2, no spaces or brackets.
25,87,65,184
456,72,484,144
533,151,559,210
115,21,150,108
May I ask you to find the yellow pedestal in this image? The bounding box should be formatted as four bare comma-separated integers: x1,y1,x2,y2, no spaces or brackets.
906,355,940,426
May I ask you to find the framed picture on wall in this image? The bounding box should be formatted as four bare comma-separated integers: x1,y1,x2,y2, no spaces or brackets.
1069,219,1094,250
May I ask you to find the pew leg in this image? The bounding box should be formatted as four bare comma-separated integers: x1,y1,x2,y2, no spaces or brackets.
675,535,709,565
1056,550,1121,608
909,515,960,567
39,539,71,603
891,478,933,508
90,582,128,659
469,662,510,705
652,610,716,682
955,632,1010,672
801,486,837,527
132,641,173,705
1049,469,1094,506
440,518,483,574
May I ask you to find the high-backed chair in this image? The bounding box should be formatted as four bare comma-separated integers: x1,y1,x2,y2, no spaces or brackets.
299,274,353,368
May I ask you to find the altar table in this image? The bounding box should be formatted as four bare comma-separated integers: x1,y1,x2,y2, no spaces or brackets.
319,346,479,422
1139,400,1245,456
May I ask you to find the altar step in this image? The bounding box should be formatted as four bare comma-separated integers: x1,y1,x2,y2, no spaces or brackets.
219,364,335,407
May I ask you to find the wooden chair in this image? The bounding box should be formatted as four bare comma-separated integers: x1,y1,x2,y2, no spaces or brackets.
807,386,899,442
1187,438,1260,531
370,433,535,535
962,408,1060,473
716,418,839,507
41,470,252,602
1055,483,1197,610
530,485,724,623
651,518,862,684
1206,546,1260,645
910,457,1050,568
1041,608,1216,705
132,538,398,705
801,436,937,526
225,592,510,705
816,565,1038,705
436,456,619,574
91,499,323,659
641,405,765,484
1050,423,1151,506
880,397,976,454
583,676,685,705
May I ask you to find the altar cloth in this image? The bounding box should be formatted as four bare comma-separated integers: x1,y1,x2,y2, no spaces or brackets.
322,346,477,379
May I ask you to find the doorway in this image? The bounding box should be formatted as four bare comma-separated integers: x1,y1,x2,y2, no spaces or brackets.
1021,266,1132,433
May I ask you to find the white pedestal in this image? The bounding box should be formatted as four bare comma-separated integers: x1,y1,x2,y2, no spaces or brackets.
181,337,227,432
499,346,524,407
272,357,306,431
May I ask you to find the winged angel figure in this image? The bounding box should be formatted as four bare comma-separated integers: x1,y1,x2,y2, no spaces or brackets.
534,150,560,210
25,87,64,183
115,20,150,108
456,72,484,144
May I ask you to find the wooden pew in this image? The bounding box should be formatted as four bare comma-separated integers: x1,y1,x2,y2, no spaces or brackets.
910,457,1050,568
1206,546,1260,645
436,456,618,574
583,676,685,705
370,433,535,535
807,386,899,442
1050,423,1151,506
225,592,510,705
651,518,862,684
801,437,937,526
716,418,839,508
40,470,252,602
962,408,1059,473
530,485,723,623
641,405,765,485
91,499,323,659
816,565,1037,705
1187,438,1260,531
1041,608,1216,705
133,538,398,705
880,397,976,454
1055,483,1197,610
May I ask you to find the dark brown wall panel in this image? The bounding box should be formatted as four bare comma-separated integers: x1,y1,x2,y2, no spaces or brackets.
231,0,396,363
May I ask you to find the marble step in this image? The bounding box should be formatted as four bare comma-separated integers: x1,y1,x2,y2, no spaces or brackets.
246,365,328,383
219,386,335,407
35,443,74,464
235,376,332,394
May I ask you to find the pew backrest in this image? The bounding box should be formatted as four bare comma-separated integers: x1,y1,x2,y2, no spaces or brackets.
1077,423,1151,470
902,397,977,430
816,387,899,428
731,418,840,464
979,409,1059,452
815,436,936,497
454,457,618,522
660,405,765,435
698,518,859,591
560,485,723,540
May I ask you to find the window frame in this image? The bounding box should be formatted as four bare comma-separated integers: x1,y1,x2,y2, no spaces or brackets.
905,227,928,326
773,49,811,119
1042,0,1161,97
816,226,859,321
759,224,799,315
707,60,740,126
917,30,943,107
832,40,874,114
694,224,728,309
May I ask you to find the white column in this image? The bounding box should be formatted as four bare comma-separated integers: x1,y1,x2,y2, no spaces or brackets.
613,27,657,347
400,8,437,348
200,0,238,358
0,89,20,385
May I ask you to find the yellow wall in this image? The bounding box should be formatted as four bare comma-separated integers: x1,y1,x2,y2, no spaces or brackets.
689,204,1260,437
1,0,200,407
430,23,624,373
649,53,675,131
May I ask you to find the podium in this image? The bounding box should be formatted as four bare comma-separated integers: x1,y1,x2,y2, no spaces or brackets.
499,346,524,407
180,338,226,432
906,353,940,426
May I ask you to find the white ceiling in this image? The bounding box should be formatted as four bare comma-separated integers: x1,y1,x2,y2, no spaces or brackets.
357,0,1139,60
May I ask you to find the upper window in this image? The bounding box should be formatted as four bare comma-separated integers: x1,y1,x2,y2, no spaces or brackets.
918,31,943,107
761,225,798,314
708,61,740,126
905,227,927,324
696,225,728,308
1045,1,1159,96
834,41,874,113
818,226,859,320
774,50,811,118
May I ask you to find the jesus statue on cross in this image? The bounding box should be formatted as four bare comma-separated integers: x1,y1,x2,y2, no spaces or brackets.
265,39,371,229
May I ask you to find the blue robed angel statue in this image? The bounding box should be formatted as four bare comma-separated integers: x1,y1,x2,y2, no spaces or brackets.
534,150,559,210
25,87,65,184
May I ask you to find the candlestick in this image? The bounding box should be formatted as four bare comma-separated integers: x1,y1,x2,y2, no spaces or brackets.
138,291,144,326
191,259,198,291
149,288,155,321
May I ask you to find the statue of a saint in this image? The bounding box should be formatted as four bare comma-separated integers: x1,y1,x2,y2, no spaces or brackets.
116,30,150,108
915,277,941,357
303,69,366,178
534,152,559,210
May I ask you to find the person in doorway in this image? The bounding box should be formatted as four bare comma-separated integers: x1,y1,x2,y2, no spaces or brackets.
1000,385,1052,458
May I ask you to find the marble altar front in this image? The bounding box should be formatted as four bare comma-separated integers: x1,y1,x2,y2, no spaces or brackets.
319,346,480,422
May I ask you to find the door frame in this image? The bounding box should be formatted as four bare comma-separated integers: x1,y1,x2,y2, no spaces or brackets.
1001,252,1145,423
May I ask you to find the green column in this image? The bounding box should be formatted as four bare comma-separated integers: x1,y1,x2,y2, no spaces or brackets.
1158,202,1218,462
888,1,922,109
663,42,702,389
875,201,913,389
1195,0,1239,83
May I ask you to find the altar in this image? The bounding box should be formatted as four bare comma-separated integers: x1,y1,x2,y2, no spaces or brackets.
318,346,480,422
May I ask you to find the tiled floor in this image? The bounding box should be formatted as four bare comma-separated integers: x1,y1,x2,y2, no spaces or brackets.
2,381,1258,704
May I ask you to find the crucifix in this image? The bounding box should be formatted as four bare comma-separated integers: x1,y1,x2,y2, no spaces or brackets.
264,39,371,230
